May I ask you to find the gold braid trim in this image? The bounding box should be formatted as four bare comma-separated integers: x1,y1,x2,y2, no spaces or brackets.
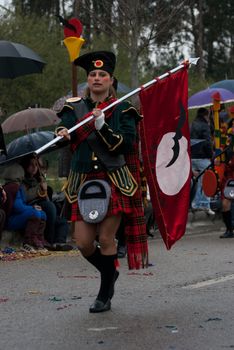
121,106,143,120
61,171,87,204
107,165,138,196
61,165,138,202
97,125,123,150
109,134,123,151
97,128,112,148
63,103,74,110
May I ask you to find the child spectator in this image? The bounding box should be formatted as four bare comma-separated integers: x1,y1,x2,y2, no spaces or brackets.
2,163,47,253
21,156,73,251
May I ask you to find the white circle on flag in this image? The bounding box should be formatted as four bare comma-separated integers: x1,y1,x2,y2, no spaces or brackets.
156,132,190,196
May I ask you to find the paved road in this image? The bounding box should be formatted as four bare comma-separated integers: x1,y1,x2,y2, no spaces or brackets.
1,226,234,350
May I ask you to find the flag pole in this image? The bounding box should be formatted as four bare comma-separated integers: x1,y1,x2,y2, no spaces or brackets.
35,57,199,156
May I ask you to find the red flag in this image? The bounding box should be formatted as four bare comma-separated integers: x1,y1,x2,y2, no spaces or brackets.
139,67,191,249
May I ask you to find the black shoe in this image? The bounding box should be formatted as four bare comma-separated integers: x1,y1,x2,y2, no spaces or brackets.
219,231,234,238
89,299,111,313
109,270,119,299
44,244,56,251
55,244,74,251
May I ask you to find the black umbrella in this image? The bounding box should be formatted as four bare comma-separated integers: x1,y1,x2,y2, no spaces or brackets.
0,131,56,165
0,40,46,79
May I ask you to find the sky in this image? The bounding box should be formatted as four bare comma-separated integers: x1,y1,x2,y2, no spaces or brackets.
0,1,10,8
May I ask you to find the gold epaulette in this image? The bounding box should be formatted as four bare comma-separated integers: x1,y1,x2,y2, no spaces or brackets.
57,97,81,118
66,97,82,103
57,97,81,116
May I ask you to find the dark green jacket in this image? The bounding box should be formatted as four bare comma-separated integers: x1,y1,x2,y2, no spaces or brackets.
56,96,142,202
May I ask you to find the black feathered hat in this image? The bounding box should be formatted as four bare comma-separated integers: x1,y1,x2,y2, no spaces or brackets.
74,51,116,76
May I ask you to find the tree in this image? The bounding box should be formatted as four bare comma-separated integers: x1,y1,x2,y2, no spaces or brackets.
188,0,204,78
188,0,234,80
1,0,233,118
0,12,72,117
70,0,193,88
12,0,60,16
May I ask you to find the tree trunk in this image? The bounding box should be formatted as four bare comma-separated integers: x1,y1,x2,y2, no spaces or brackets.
130,35,139,88
196,0,204,78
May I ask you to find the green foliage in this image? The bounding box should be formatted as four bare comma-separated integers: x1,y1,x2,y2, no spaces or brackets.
0,1,233,129
0,13,72,117
203,0,234,79
12,0,60,16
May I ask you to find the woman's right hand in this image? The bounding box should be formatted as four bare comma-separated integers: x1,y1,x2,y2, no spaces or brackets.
57,128,71,141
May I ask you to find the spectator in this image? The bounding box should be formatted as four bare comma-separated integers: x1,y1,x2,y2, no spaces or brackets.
190,107,215,215
2,163,47,253
21,156,73,251
219,124,234,238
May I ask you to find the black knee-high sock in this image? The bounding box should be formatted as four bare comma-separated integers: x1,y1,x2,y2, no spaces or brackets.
97,254,117,303
85,247,102,272
222,211,233,232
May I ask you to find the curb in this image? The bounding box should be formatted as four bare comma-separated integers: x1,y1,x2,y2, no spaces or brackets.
1,230,22,248
1,211,224,249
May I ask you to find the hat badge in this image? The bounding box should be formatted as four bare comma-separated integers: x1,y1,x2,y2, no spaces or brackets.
93,60,104,68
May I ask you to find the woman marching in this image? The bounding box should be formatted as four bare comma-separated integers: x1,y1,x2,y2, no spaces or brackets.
56,51,148,313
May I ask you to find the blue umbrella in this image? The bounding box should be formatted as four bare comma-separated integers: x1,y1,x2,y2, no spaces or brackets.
209,80,234,93
188,88,234,109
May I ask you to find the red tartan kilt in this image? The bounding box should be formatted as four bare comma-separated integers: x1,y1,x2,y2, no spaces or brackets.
71,171,134,222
